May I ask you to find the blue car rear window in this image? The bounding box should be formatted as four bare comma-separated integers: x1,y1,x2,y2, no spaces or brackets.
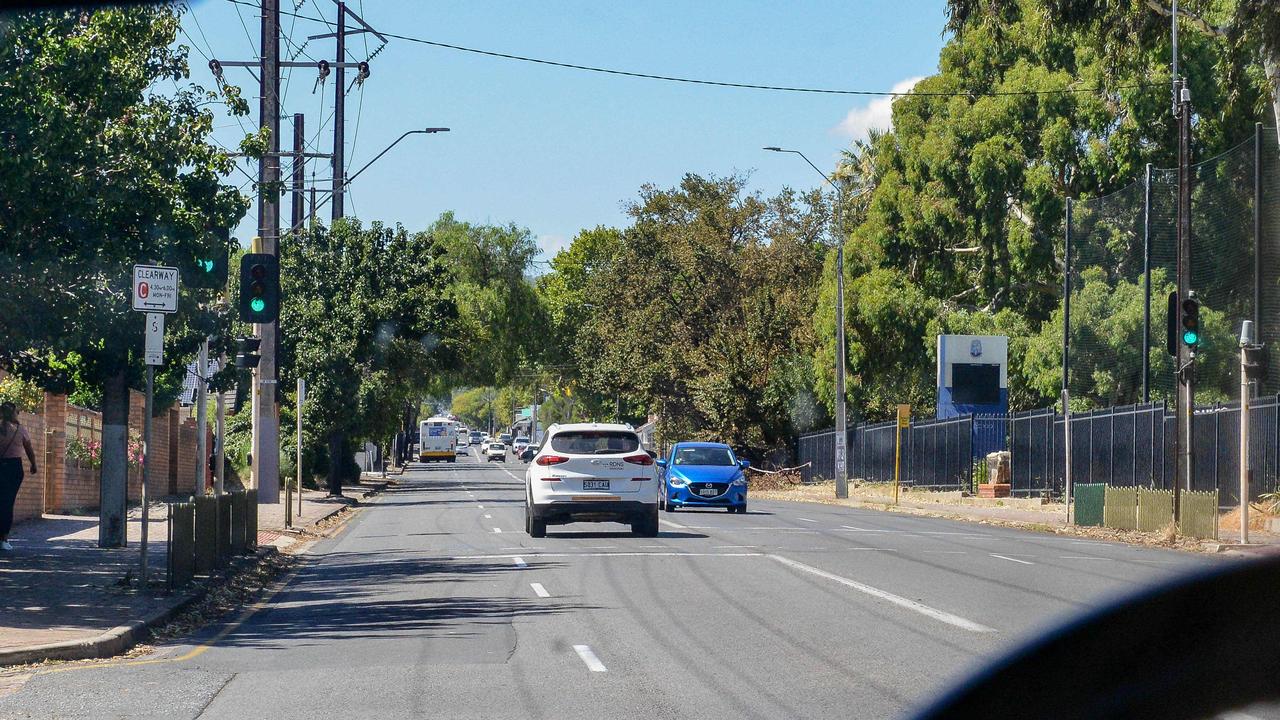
673,447,734,466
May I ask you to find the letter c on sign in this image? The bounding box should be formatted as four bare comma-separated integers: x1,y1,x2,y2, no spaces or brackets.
139,282,150,298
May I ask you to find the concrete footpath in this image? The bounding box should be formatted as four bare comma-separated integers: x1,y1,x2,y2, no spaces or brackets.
0,479,390,667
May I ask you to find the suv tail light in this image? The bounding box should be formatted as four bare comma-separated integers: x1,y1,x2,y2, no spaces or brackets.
623,453,654,466
536,455,570,466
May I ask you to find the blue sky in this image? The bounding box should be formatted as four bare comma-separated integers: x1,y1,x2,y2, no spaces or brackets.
182,0,948,264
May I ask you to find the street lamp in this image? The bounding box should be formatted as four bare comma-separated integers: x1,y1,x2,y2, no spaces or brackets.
344,127,450,186
286,127,451,235
765,146,850,499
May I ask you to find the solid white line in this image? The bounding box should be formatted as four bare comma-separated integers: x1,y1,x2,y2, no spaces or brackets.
766,554,996,633
713,545,755,549
478,505,484,509
659,519,687,529
573,645,607,672
455,552,763,560
796,517,818,523
492,527,503,534
838,526,895,533
990,553,1034,565
512,556,527,567
530,582,550,598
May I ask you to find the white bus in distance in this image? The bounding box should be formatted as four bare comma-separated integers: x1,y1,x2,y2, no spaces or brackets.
419,416,457,463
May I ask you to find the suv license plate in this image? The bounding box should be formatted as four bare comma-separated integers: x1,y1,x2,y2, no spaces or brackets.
583,480,610,490
699,488,718,497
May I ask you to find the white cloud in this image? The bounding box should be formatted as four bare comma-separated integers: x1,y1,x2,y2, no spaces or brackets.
833,76,923,141
537,234,570,257
532,234,570,275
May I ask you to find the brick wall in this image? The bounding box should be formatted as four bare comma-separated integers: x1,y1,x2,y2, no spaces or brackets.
5,377,211,525
11,411,46,524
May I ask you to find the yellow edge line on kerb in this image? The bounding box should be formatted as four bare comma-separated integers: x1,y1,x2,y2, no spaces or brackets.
39,505,363,675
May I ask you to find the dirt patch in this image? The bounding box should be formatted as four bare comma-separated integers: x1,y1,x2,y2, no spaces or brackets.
1219,505,1280,533
745,468,805,491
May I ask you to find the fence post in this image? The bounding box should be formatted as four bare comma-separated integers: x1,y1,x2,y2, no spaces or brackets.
1143,162,1153,403
1063,389,1073,523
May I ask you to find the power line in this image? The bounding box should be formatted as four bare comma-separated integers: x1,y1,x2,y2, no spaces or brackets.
223,0,1152,97
389,34,1156,96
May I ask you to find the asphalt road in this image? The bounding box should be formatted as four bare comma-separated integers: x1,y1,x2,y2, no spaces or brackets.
0,451,1247,719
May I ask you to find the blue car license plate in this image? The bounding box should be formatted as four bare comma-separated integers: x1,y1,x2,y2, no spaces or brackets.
583,480,609,490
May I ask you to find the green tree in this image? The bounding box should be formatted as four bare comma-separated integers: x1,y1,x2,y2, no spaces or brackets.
574,175,827,456
430,213,546,386
0,7,248,544
281,219,455,494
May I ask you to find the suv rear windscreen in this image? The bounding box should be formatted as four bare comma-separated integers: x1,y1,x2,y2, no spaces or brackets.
549,430,640,455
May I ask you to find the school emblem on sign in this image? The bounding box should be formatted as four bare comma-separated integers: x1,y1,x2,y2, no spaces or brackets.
969,338,983,357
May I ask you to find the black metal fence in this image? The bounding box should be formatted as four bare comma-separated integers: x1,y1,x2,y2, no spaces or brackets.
796,394,1280,505
798,415,973,490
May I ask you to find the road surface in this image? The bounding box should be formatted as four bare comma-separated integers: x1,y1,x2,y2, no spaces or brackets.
0,452,1239,719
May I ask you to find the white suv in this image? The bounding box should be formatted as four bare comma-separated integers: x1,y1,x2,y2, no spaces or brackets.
524,423,659,537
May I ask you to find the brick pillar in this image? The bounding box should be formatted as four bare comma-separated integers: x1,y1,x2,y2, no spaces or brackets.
167,409,179,496
42,393,67,513
127,388,145,502
177,418,197,495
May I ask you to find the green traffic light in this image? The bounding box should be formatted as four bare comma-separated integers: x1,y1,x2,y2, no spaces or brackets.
250,297,266,312
198,259,214,273
1183,330,1200,345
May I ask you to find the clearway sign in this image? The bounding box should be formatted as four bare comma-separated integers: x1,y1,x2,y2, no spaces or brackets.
132,265,179,313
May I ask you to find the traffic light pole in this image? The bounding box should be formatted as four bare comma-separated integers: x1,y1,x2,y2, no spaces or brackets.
253,0,281,504
1174,80,1195,505
196,338,208,494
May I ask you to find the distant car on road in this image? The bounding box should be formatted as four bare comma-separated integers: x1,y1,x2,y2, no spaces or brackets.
657,442,749,513
485,441,507,462
499,433,513,445
517,445,538,462
523,422,659,537
512,436,530,455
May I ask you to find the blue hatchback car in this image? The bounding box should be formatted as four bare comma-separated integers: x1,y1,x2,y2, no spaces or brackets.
657,442,750,513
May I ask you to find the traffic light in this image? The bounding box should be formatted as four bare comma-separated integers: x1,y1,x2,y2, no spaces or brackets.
1180,296,1202,349
189,247,228,289
238,253,279,322
234,337,261,368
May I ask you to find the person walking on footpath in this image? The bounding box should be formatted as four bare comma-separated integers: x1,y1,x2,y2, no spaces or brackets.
0,401,38,551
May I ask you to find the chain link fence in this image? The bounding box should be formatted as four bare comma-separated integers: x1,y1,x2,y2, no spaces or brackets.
1066,126,1280,408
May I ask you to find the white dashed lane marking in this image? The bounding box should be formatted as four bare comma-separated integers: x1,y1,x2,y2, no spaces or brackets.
512,556,527,568
530,582,550,598
573,645,608,672
767,554,996,633
990,553,1034,565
